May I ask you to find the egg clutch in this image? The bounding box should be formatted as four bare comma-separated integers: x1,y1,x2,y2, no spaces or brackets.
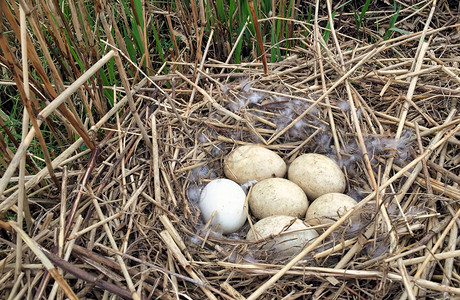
197,145,358,257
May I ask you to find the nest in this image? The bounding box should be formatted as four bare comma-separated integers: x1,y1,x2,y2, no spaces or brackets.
1,3,460,300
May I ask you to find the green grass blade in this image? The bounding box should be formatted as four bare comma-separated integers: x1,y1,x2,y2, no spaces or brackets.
234,24,246,64
98,67,114,106
107,56,115,85
304,5,312,35
356,0,371,32
229,0,236,29
270,21,277,63
261,0,271,15
241,0,254,36
132,0,144,28
323,0,350,43
119,0,144,56
67,42,84,70
216,0,225,23
323,11,335,43
151,21,165,66
384,4,400,40
122,26,137,62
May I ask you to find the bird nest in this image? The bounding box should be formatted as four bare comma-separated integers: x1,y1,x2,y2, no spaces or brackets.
1,5,460,300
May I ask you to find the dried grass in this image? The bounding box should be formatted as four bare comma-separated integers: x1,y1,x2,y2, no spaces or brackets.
1,1,460,299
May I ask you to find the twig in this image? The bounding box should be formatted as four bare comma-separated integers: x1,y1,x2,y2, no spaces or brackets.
42,245,132,299
0,50,115,200
186,30,214,116
8,222,78,300
100,12,152,151
267,44,385,144
91,193,141,299
248,0,268,75
414,122,433,194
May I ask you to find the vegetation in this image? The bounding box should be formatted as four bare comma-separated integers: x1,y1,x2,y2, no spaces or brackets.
0,0,459,299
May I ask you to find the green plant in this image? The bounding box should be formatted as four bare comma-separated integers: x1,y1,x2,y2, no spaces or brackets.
323,1,350,43
355,0,372,33
4,210,17,221
383,2,401,40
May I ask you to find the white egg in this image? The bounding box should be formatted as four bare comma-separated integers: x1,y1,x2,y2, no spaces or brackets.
198,179,247,234
224,145,286,184
288,153,346,200
246,215,318,256
249,178,308,219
